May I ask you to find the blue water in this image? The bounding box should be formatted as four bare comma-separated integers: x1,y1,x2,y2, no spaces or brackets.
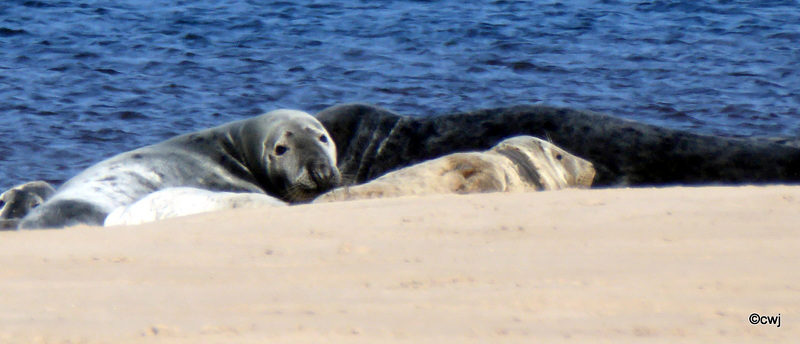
1,0,799,189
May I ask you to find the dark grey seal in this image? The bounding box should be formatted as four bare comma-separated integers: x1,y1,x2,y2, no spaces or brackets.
316,103,800,187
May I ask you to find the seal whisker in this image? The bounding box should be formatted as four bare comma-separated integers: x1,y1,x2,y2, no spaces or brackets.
284,184,315,203
337,173,358,187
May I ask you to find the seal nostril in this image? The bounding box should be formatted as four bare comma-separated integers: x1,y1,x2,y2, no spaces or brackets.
306,161,337,191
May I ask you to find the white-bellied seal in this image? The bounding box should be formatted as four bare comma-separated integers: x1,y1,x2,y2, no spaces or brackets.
0,181,56,230
19,109,340,229
103,187,287,226
314,136,595,202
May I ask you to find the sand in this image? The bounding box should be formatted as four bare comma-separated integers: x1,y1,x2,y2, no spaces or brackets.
1,185,798,343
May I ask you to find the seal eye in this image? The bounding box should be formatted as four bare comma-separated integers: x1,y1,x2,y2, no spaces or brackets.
319,135,328,143
555,154,563,161
275,145,288,156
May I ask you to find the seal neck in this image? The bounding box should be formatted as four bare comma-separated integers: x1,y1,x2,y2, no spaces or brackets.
494,147,544,190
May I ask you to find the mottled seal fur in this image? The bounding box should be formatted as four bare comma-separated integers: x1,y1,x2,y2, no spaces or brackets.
104,187,287,226
315,136,594,202
316,103,800,186
0,181,56,230
19,109,339,229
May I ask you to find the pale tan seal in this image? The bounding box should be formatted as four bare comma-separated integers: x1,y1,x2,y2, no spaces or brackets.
314,136,595,203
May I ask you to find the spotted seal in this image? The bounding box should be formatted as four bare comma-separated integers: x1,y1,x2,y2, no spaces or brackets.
19,109,340,229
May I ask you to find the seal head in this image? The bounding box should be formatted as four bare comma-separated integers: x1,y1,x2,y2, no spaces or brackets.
251,111,341,202
0,181,56,230
492,136,595,190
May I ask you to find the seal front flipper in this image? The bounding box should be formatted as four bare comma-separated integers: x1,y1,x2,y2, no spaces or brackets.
0,219,21,230
19,199,109,229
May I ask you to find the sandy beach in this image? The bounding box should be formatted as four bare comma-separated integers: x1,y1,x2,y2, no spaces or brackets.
1,185,798,343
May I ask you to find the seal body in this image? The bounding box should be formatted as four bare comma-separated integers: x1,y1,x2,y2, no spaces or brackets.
316,103,800,187
315,136,595,202
20,110,339,229
104,187,287,226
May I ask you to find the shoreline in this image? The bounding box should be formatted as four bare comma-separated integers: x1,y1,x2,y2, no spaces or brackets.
1,185,797,342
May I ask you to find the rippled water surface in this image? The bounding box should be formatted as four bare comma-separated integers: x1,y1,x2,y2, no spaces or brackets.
1,0,799,188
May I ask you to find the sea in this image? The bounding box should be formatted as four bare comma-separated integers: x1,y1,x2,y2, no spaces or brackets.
1,0,799,190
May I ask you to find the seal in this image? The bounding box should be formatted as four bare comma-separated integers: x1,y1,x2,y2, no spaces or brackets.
0,181,56,230
316,103,800,186
314,136,595,202
103,187,287,226
19,109,340,229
